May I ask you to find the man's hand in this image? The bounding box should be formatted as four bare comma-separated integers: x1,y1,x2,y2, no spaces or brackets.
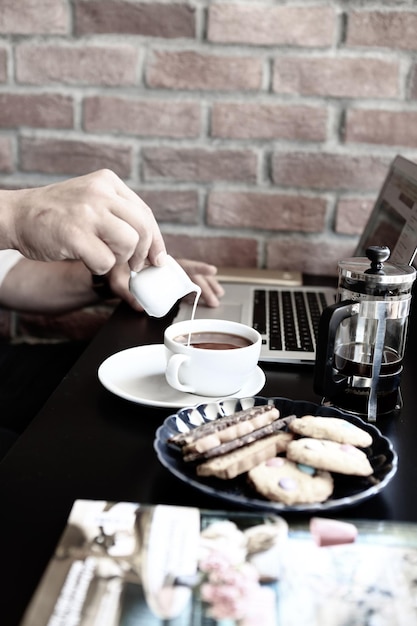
4,169,167,274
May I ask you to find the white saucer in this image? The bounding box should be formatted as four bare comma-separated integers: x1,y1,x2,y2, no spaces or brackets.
98,344,266,409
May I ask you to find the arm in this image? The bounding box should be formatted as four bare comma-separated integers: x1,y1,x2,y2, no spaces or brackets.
0,257,101,314
0,257,224,315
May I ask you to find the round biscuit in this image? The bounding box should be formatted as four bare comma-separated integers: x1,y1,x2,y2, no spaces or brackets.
286,438,373,476
248,457,334,505
289,416,373,448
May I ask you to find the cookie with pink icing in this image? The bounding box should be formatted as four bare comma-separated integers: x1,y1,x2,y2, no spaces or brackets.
248,457,334,505
286,437,373,476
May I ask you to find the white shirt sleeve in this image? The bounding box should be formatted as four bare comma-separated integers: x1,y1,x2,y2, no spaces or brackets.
0,250,24,288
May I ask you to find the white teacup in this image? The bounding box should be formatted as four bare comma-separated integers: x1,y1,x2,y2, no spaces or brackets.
164,319,262,396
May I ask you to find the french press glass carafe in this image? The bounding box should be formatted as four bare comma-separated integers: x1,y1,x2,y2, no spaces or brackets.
314,246,416,421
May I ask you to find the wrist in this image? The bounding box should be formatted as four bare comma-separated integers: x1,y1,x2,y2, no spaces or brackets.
0,190,21,250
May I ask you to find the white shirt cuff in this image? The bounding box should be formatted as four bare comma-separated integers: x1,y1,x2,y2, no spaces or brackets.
0,250,24,288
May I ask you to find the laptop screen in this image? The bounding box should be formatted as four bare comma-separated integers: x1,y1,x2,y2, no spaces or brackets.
355,155,417,266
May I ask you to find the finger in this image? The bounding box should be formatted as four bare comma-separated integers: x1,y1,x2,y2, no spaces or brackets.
106,263,145,311
96,213,140,265
73,236,117,275
108,205,166,272
206,275,225,297
113,282,145,312
177,259,218,276
192,274,225,307
127,210,166,271
110,176,167,269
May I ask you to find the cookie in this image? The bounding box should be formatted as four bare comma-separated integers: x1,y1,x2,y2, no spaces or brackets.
286,438,373,476
184,417,294,463
196,432,293,480
182,409,284,457
169,404,279,448
289,415,373,448
248,457,334,505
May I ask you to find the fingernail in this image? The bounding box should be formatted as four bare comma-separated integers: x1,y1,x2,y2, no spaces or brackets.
155,251,168,266
131,261,143,273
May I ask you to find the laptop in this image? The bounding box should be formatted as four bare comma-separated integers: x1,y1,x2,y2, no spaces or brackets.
174,155,417,363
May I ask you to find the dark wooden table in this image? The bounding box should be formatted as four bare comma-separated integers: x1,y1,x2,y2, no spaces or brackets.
1,292,417,625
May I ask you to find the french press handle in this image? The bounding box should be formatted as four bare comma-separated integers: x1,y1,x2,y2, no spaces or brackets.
313,300,359,398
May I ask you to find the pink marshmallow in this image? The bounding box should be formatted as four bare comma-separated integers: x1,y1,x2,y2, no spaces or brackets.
309,517,358,547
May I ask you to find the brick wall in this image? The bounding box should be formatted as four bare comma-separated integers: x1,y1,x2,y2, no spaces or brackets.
1,0,417,282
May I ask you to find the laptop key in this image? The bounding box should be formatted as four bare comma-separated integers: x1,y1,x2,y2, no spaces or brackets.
295,292,314,351
253,289,267,335
282,291,299,350
308,292,326,342
268,290,282,350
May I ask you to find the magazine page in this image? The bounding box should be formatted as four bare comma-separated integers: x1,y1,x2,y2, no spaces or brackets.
20,500,285,626
20,500,417,626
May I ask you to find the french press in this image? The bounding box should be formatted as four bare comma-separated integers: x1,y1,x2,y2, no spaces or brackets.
314,246,416,421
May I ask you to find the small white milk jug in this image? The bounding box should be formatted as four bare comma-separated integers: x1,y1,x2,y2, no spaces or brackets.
129,255,201,317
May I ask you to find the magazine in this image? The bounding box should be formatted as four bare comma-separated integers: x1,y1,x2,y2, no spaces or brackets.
20,500,417,626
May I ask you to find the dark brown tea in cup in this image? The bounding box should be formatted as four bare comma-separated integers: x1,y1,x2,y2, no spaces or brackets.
174,331,252,350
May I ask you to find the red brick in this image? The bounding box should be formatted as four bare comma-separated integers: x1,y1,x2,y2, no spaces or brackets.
207,191,326,232
143,147,257,183
0,136,13,172
0,0,68,34
346,10,417,50
336,199,374,235
271,153,390,191
84,96,200,138
267,238,357,276
146,51,262,91
208,4,335,46
345,109,417,147
0,93,73,128
0,48,7,82
16,44,137,86
163,233,258,267
20,137,132,177
211,103,327,141
273,57,399,98
135,189,199,224
75,1,195,38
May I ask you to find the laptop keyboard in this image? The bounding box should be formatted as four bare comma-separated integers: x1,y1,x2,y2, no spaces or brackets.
253,289,328,352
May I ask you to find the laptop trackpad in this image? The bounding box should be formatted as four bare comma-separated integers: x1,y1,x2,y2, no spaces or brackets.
174,302,243,323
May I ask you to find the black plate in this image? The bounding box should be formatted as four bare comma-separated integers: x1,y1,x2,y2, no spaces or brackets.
154,396,398,513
